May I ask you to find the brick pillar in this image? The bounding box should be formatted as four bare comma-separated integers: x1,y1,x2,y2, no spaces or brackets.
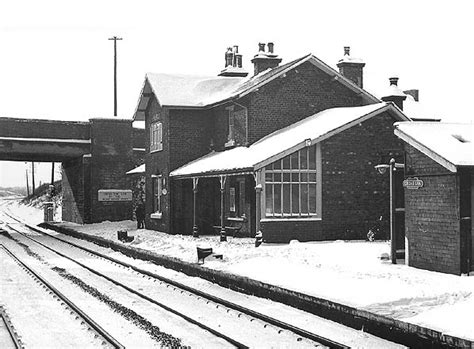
88,118,134,223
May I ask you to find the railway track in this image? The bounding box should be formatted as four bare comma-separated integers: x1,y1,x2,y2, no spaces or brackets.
0,242,123,348
0,305,24,349
2,212,349,348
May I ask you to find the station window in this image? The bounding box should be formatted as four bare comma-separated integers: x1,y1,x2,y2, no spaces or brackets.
264,144,321,218
150,122,163,152
152,175,163,217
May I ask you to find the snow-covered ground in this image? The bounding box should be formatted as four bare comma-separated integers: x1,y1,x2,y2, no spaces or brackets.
4,199,474,341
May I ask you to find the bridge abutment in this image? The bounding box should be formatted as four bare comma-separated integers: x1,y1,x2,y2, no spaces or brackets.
62,118,134,224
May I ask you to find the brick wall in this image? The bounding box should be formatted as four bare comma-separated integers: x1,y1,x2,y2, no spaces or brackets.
404,145,461,274
262,111,404,243
62,156,85,223
88,118,133,223
144,96,170,232
248,61,362,144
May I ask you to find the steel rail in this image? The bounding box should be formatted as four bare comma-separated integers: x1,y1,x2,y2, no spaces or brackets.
5,225,248,349
7,215,348,349
0,305,24,349
0,244,125,349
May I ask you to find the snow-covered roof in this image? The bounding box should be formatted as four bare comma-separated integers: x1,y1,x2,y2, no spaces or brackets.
171,102,408,178
133,53,380,121
401,95,440,121
394,122,474,172
337,55,364,64
126,164,145,175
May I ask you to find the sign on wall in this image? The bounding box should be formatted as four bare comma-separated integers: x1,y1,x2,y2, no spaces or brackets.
98,189,132,202
403,177,424,190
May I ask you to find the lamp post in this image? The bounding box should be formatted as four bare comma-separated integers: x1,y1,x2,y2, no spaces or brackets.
375,158,404,264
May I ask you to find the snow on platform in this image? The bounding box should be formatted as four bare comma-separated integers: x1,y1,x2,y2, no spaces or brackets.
50,219,474,341
6,199,474,341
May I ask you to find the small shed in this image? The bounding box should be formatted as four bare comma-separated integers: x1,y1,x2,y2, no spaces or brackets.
394,122,474,275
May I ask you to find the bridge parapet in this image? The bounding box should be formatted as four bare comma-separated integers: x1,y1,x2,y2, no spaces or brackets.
0,117,90,140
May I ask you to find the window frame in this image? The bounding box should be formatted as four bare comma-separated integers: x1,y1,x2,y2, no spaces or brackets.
225,106,235,147
150,122,163,153
151,174,163,219
262,143,322,219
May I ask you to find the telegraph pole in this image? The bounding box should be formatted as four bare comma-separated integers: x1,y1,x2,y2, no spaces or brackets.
31,162,35,196
25,166,30,197
108,36,122,116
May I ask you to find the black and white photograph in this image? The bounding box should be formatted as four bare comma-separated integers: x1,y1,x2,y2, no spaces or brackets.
0,1,473,347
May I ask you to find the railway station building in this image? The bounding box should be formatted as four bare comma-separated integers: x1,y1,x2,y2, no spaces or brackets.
130,43,423,243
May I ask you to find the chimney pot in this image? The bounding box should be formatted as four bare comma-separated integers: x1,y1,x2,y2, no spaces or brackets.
268,42,274,54
235,54,242,68
233,45,239,53
225,47,233,67
258,43,265,52
389,77,399,86
344,46,350,56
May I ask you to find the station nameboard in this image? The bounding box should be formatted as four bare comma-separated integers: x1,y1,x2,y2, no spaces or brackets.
98,189,132,202
403,177,424,190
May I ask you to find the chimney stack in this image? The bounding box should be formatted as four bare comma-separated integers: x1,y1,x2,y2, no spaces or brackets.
381,77,407,110
218,45,248,77
251,42,282,75
336,46,365,88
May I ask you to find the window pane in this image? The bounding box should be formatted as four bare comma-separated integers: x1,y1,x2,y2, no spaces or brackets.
282,156,290,169
309,172,317,182
265,164,273,171
265,172,273,182
274,159,281,169
301,173,308,182
239,181,245,217
265,184,273,215
283,184,290,213
274,184,281,214
309,184,317,213
230,187,236,212
301,184,309,214
300,148,308,169
291,173,299,182
290,152,299,169
283,173,290,182
309,145,316,169
274,173,281,182
291,184,299,215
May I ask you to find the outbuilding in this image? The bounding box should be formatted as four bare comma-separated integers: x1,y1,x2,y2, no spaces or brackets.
395,122,474,275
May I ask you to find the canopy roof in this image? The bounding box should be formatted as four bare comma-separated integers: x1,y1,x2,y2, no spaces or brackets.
126,163,145,175
395,122,474,172
170,102,409,178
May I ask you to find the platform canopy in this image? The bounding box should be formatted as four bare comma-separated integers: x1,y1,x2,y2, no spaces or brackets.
126,164,145,175
170,102,409,179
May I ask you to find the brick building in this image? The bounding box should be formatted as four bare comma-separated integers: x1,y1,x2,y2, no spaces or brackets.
395,122,474,275
131,44,411,242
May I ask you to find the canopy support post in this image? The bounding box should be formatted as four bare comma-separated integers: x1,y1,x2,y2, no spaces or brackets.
254,170,263,247
192,177,199,238
219,175,227,242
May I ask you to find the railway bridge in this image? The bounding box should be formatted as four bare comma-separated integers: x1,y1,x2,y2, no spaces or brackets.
0,117,144,223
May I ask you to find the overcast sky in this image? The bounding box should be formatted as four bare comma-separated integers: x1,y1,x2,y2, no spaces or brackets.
0,0,473,187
